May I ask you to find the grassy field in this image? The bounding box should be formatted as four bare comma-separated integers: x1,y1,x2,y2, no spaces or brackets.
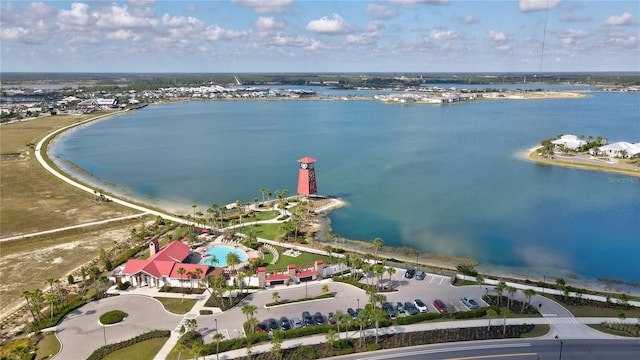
101,336,169,360
0,113,141,322
34,331,60,360
1,113,138,236
154,297,198,314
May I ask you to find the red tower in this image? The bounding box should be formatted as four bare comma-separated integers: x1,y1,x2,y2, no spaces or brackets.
297,156,317,196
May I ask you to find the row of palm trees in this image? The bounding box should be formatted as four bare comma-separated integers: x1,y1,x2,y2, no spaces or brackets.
492,281,536,313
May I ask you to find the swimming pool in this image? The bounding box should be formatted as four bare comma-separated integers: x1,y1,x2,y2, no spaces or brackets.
199,245,248,267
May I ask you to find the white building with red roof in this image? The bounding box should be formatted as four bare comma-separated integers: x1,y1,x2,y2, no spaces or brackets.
112,240,219,288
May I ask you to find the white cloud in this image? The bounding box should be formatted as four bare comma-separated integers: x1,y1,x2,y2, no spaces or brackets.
306,13,349,34
495,44,511,51
606,12,634,26
459,15,479,24
487,30,507,42
95,4,156,30
347,30,381,45
366,4,399,20
519,0,562,13
204,25,248,41
430,29,461,40
231,0,293,14
58,2,93,27
560,14,592,23
107,29,135,41
255,16,285,31
391,0,449,7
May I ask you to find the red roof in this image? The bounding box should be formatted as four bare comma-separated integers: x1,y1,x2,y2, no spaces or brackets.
288,264,296,269
296,270,318,278
266,273,291,281
297,156,317,163
122,241,208,279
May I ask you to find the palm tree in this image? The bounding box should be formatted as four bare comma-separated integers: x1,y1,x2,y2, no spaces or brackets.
370,308,387,344
374,264,385,289
23,290,38,323
322,284,329,294
272,291,280,303
486,308,497,331
271,330,284,359
325,329,338,350
241,303,257,324
372,237,383,263
506,286,517,309
247,316,259,334
356,309,368,348
45,292,57,322
522,289,535,312
494,282,506,306
194,268,204,288
340,311,352,340
501,307,510,337
177,267,186,302
226,252,241,272
385,266,396,289
212,332,224,360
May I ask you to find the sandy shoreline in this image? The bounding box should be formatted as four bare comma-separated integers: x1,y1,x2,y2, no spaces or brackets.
523,146,640,178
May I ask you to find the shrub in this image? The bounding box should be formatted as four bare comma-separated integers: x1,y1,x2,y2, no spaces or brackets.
86,330,170,360
200,309,213,315
116,281,131,290
100,310,127,325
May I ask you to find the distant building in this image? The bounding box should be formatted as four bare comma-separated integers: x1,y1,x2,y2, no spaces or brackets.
592,141,640,158
552,134,587,150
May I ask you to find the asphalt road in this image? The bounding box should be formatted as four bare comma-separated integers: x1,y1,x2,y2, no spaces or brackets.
330,339,640,360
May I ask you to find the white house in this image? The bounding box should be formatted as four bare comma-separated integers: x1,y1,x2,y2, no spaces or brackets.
551,135,587,150
593,142,640,158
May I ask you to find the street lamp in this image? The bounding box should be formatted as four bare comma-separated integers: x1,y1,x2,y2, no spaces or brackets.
543,275,546,294
215,318,218,334
555,335,563,360
416,251,419,268
357,298,360,310
102,323,107,346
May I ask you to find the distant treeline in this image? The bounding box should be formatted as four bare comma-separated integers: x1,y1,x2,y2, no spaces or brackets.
2,72,639,90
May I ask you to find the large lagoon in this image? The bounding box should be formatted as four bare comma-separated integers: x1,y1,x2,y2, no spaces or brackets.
51,90,640,285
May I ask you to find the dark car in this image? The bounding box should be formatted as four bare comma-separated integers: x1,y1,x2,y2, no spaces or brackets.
383,302,397,318
257,322,268,333
302,311,314,326
267,318,279,331
404,268,416,279
396,302,406,313
404,301,419,315
280,316,291,330
328,312,336,324
415,270,426,280
433,299,448,313
314,312,325,325
347,307,357,320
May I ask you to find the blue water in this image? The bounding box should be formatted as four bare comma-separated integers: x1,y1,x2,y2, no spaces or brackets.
50,91,640,283
199,246,248,266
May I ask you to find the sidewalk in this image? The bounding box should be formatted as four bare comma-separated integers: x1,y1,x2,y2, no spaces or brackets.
211,316,637,360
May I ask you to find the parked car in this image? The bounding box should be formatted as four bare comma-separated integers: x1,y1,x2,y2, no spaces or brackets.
433,299,448,313
314,312,325,325
404,301,419,315
257,322,268,333
347,307,357,320
267,318,279,331
291,317,303,329
383,302,397,318
461,296,480,309
404,268,416,279
415,270,426,280
280,316,291,330
396,302,406,314
328,312,336,324
414,299,428,312
302,311,314,326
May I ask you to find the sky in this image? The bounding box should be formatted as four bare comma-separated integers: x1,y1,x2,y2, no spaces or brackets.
1,0,639,73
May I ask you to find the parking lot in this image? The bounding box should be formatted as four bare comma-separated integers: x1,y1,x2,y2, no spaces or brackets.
237,267,490,333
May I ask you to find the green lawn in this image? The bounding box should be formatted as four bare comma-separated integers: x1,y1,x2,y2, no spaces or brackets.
102,336,169,360
154,297,197,314
267,251,330,269
35,332,61,360
243,222,281,240
519,324,550,338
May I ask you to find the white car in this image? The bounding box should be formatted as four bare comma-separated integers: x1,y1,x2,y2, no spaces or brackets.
461,296,480,309
414,299,428,312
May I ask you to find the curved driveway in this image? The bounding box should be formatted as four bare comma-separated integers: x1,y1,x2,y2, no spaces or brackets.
55,295,182,359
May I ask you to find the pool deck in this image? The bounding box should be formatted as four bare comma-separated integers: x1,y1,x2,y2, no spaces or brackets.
193,234,261,270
